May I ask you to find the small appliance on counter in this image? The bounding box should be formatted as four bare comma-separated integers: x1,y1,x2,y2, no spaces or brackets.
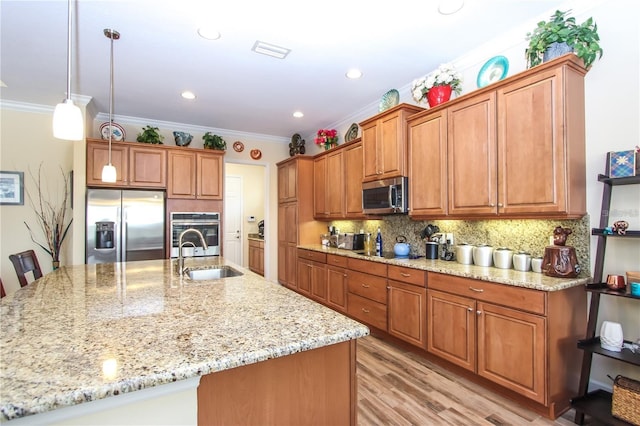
258,220,264,238
541,226,580,278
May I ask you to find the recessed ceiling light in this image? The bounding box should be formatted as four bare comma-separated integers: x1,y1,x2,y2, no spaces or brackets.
293,111,304,118
197,27,221,40
252,41,291,59
346,69,363,79
181,91,196,100
438,0,464,15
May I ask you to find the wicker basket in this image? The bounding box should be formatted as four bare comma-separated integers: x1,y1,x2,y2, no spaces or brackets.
612,375,640,425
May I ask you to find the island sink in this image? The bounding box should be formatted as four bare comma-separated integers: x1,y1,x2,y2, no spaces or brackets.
185,265,244,280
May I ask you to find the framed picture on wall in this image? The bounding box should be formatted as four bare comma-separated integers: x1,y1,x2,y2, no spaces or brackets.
0,171,24,205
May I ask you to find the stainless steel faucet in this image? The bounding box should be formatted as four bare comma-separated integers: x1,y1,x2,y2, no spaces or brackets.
177,228,208,275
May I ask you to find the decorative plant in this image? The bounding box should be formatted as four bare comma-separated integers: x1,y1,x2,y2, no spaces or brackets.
136,125,164,144
202,132,227,150
314,129,338,149
23,164,72,267
411,63,463,103
525,9,603,69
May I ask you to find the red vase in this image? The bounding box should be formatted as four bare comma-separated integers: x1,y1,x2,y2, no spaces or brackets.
426,85,453,107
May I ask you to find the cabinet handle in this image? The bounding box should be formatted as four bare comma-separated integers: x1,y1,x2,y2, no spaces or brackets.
489,203,495,207
476,310,482,315
361,283,370,288
343,273,347,277
400,273,411,277
362,308,370,313
498,203,503,207
469,287,484,293
467,307,473,312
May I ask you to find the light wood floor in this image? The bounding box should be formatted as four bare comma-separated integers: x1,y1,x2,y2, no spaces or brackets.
357,335,584,426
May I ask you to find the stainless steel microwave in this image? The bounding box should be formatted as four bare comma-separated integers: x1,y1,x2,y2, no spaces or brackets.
362,177,408,215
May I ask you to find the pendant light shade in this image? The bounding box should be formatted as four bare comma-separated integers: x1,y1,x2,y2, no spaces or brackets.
101,28,120,183
53,0,84,141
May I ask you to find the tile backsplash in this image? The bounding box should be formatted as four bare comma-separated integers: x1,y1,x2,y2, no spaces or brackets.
330,215,590,273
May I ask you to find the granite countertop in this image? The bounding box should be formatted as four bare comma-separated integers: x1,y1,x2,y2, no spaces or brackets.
298,244,591,292
248,233,264,241
0,258,369,421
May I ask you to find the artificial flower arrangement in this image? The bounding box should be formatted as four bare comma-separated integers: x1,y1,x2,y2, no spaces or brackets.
314,129,339,149
411,63,463,103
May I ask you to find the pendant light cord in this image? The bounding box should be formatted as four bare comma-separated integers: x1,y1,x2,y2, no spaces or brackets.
108,29,114,164
65,0,72,102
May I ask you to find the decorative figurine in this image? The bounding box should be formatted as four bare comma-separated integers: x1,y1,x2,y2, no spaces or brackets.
289,133,306,156
612,220,629,235
553,226,572,246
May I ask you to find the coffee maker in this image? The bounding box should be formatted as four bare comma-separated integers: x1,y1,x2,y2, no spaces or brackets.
258,220,264,238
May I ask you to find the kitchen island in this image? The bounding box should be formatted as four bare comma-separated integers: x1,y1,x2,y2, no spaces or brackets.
0,258,369,424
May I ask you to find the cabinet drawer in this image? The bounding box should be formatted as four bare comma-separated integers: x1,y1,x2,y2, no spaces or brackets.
326,254,348,268
297,249,327,264
348,293,387,331
347,258,387,277
428,272,546,315
347,270,387,304
388,265,427,287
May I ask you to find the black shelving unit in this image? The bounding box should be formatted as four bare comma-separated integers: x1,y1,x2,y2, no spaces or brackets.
571,165,640,425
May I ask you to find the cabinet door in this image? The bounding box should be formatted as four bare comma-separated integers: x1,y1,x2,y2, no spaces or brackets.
277,241,287,286
379,113,404,178
326,150,344,217
448,92,497,216
286,243,297,289
197,152,223,199
326,266,348,313
285,204,297,244
427,289,476,372
477,302,546,404
167,151,196,198
279,161,298,202
297,258,312,296
313,156,327,218
310,261,327,302
86,141,128,187
362,123,379,180
408,110,448,217
388,280,427,349
497,68,568,215
257,244,264,276
344,142,364,218
129,146,166,188
278,165,287,203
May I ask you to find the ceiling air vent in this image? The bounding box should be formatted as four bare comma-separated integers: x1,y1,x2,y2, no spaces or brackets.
251,41,290,59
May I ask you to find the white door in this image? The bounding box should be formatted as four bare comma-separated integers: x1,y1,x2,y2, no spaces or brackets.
224,175,242,265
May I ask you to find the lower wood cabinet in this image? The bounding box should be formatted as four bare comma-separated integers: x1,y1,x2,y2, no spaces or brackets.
387,264,428,349
346,267,388,331
297,249,327,302
326,254,348,313
248,239,264,276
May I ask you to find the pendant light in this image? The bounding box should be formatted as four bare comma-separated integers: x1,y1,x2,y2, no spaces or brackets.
53,0,84,141
101,28,120,183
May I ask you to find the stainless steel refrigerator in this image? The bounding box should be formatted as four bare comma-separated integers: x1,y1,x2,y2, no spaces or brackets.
86,189,166,264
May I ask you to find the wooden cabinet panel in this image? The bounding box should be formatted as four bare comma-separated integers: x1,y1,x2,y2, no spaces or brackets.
285,204,297,244
477,302,546,404
310,261,327,302
249,239,264,276
362,123,379,180
326,150,344,217
326,254,347,268
344,142,364,218
278,160,298,202
347,293,387,331
408,109,448,217
428,272,545,315
277,241,287,287
347,258,387,277
447,92,497,216
168,151,196,198
379,112,403,178
297,258,312,296
326,265,348,313
129,146,166,187
313,156,327,218
346,270,387,304
387,265,426,287
297,249,326,263
286,244,297,289
197,153,223,199
86,142,128,186
427,289,476,371
388,280,427,349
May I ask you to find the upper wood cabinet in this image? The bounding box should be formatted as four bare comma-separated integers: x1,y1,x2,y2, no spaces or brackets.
314,149,344,219
408,54,587,219
278,159,299,203
86,139,166,188
360,104,424,182
343,141,365,218
167,150,223,199
408,109,448,218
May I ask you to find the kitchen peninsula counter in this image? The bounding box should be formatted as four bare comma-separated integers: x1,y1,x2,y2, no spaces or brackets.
0,258,369,424
298,244,590,291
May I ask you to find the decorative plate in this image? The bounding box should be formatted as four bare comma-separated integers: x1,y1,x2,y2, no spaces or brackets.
100,122,126,141
233,141,244,152
345,123,359,142
477,56,509,88
378,89,399,112
250,149,262,160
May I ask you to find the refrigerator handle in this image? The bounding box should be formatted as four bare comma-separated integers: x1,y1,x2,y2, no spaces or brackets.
121,209,127,262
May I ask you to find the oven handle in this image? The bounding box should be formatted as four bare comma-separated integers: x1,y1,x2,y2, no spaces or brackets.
171,221,219,226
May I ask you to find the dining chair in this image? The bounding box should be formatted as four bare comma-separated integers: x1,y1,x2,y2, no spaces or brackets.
9,250,43,288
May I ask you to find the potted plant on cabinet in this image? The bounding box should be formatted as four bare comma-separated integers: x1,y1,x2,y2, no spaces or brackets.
136,125,164,144
525,9,603,69
203,132,226,150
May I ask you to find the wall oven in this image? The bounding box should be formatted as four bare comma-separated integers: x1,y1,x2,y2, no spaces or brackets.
170,212,220,258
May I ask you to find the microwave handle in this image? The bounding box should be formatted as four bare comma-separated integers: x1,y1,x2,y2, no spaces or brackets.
389,186,396,208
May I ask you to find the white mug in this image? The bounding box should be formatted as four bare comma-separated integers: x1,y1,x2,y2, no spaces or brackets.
600,321,624,352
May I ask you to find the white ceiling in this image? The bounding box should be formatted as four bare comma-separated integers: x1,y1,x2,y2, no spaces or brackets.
1,0,569,140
